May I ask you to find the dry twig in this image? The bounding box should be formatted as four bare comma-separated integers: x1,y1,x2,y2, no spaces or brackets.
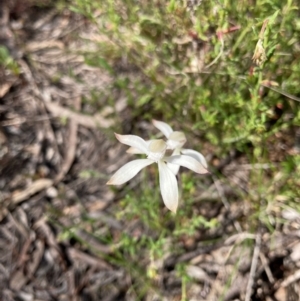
11,179,53,205
45,101,114,129
245,233,262,301
54,96,80,184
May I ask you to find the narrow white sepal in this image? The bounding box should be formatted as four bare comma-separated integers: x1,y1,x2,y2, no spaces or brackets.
107,159,153,185
165,155,209,174
181,149,208,169
158,160,178,213
115,133,148,154
152,120,173,138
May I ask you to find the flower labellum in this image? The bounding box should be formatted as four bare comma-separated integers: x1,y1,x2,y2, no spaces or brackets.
147,139,167,162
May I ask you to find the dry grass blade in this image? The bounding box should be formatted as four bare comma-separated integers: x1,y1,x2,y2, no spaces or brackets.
261,83,300,103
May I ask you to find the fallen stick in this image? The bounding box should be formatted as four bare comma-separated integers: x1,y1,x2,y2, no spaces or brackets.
45,101,114,129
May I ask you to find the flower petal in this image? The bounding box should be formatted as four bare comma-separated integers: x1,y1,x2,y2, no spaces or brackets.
158,160,178,213
126,147,144,154
152,120,173,138
167,163,180,175
165,155,209,174
126,140,153,154
115,133,148,154
181,149,208,169
107,159,153,185
166,148,181,175
167,131,187,149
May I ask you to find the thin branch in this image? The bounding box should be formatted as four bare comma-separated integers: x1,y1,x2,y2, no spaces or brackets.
245,233,262,301
259,252,275,284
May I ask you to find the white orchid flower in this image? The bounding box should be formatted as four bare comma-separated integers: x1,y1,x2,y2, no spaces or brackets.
107,133,209,213
152,120,208,175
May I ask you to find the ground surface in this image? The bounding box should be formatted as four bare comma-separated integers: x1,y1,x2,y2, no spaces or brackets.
0,2,300,301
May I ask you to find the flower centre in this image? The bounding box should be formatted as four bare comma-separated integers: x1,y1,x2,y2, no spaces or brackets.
147,139,167,162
